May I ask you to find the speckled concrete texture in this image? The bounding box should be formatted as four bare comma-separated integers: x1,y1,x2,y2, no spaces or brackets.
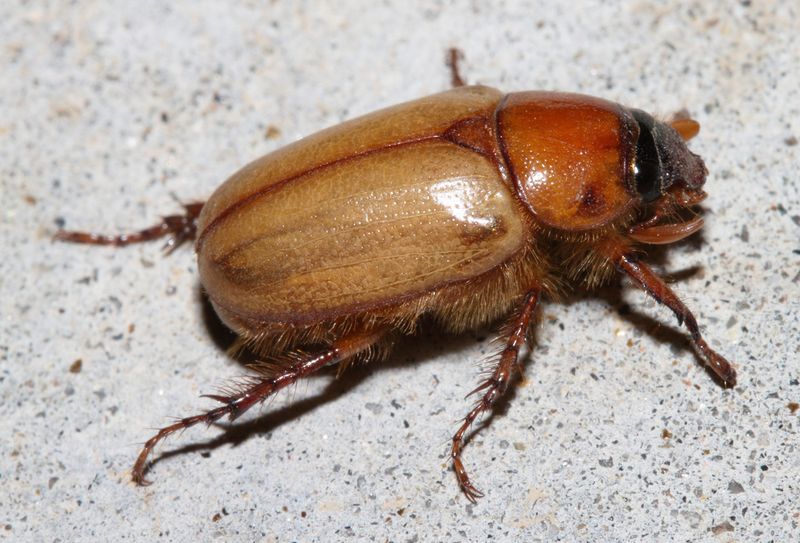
2,1,798,541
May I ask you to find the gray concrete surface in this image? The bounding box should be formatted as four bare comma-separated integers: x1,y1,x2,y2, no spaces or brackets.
2,1,798,541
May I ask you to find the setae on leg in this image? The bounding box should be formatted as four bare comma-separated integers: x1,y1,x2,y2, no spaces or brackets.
451,289,540,502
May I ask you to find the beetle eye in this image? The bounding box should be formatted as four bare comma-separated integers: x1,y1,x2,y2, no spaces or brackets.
631,109,662,203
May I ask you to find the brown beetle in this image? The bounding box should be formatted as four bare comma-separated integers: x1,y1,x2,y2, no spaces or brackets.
56,53,736,502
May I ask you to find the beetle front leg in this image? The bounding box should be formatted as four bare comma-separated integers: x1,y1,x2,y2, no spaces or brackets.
54,201,204,253
132,325,387,485
451,290,540,502
615,254,737,387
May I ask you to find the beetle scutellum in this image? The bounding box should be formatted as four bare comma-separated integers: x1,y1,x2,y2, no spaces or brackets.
56,51,736,501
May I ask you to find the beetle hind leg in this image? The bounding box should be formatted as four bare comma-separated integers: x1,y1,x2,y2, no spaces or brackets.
54,201,204,253
131,325,387,485
451,290,540,502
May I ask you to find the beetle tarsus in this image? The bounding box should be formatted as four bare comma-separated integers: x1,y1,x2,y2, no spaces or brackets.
54,201,204,253
131,326,386,485
451,290,539,501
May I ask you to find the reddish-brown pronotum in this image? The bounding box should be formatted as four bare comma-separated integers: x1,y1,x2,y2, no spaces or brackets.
56,54,736,502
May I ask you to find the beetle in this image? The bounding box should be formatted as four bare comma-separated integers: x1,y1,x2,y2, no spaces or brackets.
56,51,736,502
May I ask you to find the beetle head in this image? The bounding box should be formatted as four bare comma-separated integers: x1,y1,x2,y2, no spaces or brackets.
630,109,707,203
626,111,709,245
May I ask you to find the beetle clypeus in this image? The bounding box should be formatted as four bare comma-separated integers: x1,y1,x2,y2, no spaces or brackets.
56,51,736,502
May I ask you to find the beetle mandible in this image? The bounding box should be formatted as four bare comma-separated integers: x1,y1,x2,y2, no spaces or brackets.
56,50,737,502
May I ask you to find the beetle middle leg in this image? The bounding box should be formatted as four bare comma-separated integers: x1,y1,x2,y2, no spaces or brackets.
131,325,387,485
54,201,204,253
451,289,540,502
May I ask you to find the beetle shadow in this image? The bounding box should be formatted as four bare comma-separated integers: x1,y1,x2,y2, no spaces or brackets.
199,293,239,354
